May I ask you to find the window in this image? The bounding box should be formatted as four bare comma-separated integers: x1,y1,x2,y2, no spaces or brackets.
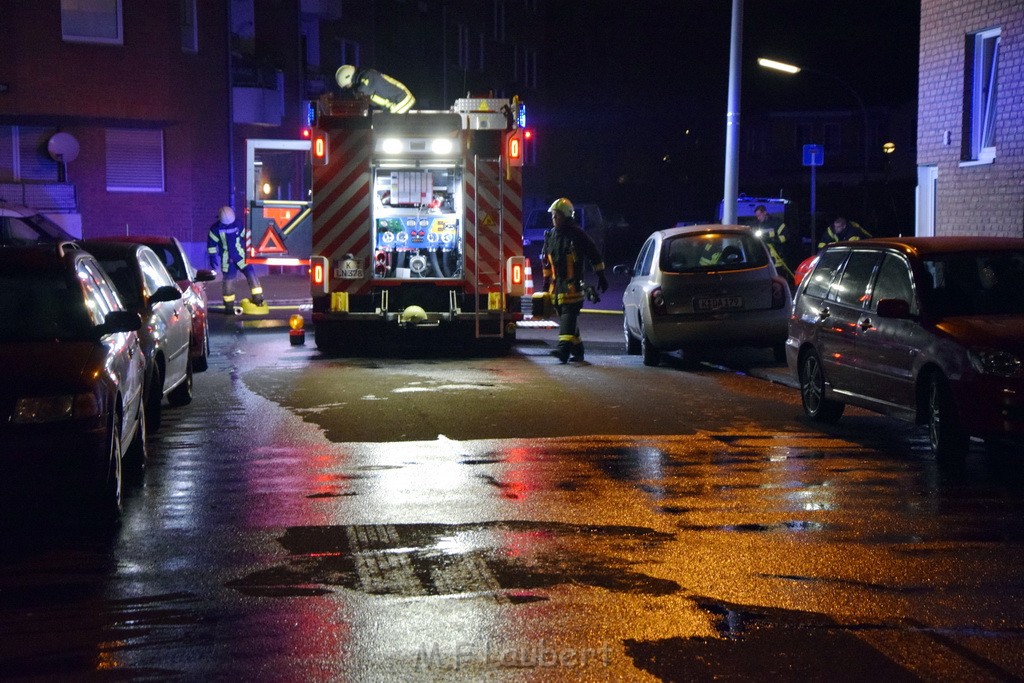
340,39,360,66
106,129,165,193
829,250,882,306
493,0,506,41
872,254,917,315
634,239,655,277
964,27,1000,164
181,0,198,54
803,248,847,299
0,126,59,182
61,0,123,45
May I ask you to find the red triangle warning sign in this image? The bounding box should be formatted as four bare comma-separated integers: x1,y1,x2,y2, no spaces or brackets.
257,225,287,254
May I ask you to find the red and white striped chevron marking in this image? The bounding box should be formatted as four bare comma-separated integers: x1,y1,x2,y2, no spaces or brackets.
312,128,373,294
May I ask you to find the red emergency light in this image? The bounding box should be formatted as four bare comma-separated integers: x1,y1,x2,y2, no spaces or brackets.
301,127,312,139
312,133,329,165
505,129,524,167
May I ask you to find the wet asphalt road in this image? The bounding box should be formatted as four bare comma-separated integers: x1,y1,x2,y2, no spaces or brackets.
2,308,1024,681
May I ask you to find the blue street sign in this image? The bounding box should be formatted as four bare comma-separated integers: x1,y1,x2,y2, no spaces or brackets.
803,144,824,167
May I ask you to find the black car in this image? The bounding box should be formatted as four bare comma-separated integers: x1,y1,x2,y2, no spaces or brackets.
0,203,77,246
0,243,146,519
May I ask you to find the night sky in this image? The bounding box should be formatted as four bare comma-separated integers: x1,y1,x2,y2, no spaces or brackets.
533,0,920,228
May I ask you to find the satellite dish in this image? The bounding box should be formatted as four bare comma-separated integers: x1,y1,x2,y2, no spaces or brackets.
47,132,80,163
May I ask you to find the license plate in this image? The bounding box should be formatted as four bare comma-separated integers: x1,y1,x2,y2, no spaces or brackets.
695,296,743,311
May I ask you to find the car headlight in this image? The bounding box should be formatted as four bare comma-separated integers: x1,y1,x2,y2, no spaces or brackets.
12,393,102,423
968,349,1023,378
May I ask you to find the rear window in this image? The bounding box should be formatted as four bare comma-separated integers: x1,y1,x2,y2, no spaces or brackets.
660,232,769,273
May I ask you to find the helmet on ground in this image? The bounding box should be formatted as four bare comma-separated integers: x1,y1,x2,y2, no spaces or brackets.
548,197,574,218
336,65,356,89
218,206,235,224
400,305,427,324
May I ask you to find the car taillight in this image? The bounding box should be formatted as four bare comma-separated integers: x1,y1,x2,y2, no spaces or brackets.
770,276,787,309
650,287,667,315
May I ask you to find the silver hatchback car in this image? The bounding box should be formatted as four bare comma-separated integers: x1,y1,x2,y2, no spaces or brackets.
618,224,792,366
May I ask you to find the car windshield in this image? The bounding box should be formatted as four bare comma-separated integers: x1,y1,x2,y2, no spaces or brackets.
97,257,143,308
661,233,769,273
0,273,93,342
922,251,1024,316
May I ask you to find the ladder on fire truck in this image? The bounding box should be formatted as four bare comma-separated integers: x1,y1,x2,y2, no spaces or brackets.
470,154,506,339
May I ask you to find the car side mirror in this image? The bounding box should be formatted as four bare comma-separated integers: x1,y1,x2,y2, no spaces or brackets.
148,284,183,305
612,264,633,277
876,298,911,319
98,310,142,336
194,268,217,283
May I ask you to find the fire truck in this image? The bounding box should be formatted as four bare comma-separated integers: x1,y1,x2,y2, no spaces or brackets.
306,95,528,353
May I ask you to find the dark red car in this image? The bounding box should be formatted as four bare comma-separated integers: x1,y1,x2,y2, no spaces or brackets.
103,236,216,372
788,237,1024,461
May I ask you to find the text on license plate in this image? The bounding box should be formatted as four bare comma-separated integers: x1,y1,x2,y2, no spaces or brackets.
695,296,743,311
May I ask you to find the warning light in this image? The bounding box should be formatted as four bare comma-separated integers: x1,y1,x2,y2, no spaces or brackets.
310,256,328,293
301,127,311,139
312,133,329,165
505,130,524,167
506,256,527,296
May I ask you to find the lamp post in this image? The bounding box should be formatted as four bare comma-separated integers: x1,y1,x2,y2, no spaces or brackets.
757,57,870,219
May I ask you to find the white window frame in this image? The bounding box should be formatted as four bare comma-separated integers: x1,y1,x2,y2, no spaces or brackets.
962,27,1000,166
106,129,165,193
61,0,123,45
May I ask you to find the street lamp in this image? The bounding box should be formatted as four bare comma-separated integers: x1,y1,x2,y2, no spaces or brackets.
757,57,870,217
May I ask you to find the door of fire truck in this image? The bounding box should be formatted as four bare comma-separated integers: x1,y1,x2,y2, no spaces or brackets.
244,138,312,266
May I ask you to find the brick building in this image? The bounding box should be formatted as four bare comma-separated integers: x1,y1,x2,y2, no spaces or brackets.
916,0,1024,236
0,1,543,261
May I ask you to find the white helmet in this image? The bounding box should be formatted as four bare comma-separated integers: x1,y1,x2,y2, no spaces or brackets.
336,65,356,89
548,197,574,218
218,206,235,224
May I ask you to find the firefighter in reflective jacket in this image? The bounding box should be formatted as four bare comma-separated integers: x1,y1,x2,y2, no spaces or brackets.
207,206,264,312
817,215,872,249
541,198,608,364
335,65,416,114
752,204,794,283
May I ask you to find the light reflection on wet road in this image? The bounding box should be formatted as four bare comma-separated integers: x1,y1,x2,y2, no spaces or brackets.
2,321,1023,680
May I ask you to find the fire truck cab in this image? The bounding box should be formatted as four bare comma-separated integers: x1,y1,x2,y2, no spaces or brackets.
308,95,527,354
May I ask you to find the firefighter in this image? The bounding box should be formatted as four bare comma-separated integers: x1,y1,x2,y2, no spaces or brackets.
541,198,608,364
207,206,264,313
817,215,872,249
752,204,794,282
335,65,416,114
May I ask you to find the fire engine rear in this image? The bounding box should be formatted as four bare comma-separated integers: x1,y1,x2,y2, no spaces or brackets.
308,95,528,354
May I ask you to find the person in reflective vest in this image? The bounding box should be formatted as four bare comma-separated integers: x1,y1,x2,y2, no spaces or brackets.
335,65,416,114
818,215,872,249
752,204,794,283
541,197,608,364
207,206,264,312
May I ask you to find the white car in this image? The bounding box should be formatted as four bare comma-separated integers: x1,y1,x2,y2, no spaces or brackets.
617,224,792,366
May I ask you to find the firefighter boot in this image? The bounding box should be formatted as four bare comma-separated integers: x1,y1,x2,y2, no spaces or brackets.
570,342,585,362
550,342,571,364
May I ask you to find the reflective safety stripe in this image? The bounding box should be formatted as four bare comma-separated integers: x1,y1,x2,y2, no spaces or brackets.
251,286,263,295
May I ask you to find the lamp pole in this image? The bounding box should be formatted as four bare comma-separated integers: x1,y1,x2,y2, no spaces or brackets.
721,0,743,225
757,58,870,220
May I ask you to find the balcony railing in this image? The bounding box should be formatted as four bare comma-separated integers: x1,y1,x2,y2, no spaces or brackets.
0,182,78,211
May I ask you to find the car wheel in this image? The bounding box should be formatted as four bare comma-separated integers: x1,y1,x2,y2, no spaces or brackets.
193,326,209,372
799,349,844,423
624,316,641,355
94,415,123,521
145,365,163,434
123,396,147,469
168,356,194,407
926,372,969,463
641,328,660,367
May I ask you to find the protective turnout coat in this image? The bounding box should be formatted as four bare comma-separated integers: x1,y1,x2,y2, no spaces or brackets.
541,219,605,305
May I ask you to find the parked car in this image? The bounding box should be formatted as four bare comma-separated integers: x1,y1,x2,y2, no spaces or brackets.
788,237,1024,461
82,240,194,433
103,236,216,371
0,243,146,518
616,224,792,366
0,203,77,246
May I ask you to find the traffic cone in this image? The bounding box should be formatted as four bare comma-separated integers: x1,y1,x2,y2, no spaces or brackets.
524,258,534,296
